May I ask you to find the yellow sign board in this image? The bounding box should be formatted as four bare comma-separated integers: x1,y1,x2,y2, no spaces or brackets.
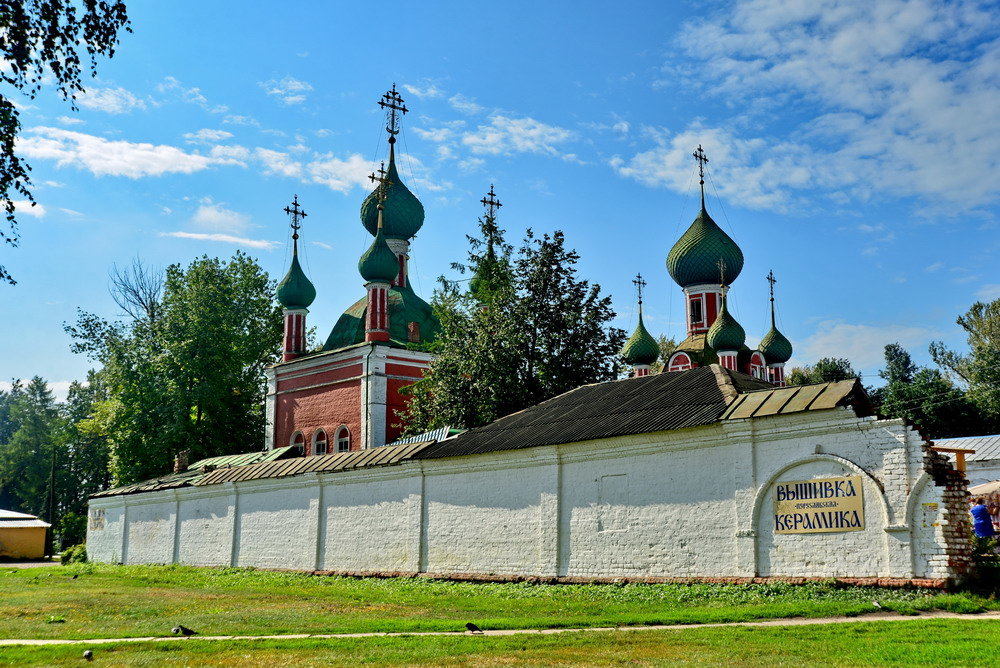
773,476,864,534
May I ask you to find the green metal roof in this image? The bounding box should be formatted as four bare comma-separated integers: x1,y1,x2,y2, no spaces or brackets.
705,296,746,352
360,146,424,240
759,325,793,364
621,312,660,366
323,282,441,350
666,207,744,288
276,252,316,309
358,225,399,283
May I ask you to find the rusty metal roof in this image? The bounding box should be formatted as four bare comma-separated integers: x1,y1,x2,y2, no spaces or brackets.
720,378,871,421
195,440,437,486
90,446,300,498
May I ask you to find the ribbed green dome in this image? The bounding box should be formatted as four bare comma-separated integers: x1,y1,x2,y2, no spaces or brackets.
360,148,424,240
706,297,745,352
324,282,441,350
621,312,659,366
666,207,744,287
760,326,793,364
358,225,399,283
276,252,316,309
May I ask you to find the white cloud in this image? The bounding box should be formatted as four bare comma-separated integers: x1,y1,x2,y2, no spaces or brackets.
184,128,234,144
404,83,444,99
463,115,574,156
310,241,333,250
413,127,457,143
58,207,83,217
11,200,45,218
18,127,243,178
657,0,1000,211
224,115,260,127
976,284,1000,301
162,231,277,250
449,94,484,115
925,261,945,272
260,77,313,105
42,180,64,187
190,200,251,234
57,115,84,126
799,320,937,371
256,148,303,178
77,86,146,114
157,76,228,113
307,152,371,193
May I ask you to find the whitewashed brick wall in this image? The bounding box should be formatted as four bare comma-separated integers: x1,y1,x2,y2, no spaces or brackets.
87,407,966,581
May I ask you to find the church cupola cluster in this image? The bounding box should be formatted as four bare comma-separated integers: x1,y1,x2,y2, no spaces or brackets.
324,84,441,350
661,146,793,385
621,273,660,377
276,195,316,362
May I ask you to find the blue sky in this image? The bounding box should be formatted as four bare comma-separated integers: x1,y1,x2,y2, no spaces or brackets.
2,0,999,399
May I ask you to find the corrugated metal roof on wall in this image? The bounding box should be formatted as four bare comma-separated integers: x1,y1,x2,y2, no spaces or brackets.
720,379,868,421
934,434,1000,462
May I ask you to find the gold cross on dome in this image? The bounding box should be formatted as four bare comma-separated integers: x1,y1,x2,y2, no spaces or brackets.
480,184,502,220
378,83,408,143
283,195,307,240
368,162,393,204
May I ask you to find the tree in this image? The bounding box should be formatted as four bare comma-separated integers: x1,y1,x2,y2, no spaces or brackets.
1,1,131,285
787,357,858,386
931,298,1000,423
650,335,678,374
871,343,992,439
67,253,282,484
401,222,625,434
0,377,64,518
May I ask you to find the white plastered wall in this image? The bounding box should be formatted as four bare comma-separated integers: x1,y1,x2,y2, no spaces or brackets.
87,407,962,581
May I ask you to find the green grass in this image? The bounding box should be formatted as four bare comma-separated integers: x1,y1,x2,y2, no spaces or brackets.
2,620,998,666
1,563,996,642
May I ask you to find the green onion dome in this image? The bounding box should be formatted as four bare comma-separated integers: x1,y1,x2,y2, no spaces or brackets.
666,207,744,288
358,225,399,283
360,147,424,240
759,325,793,364
706,296,745,352
276,252,316,309
323,282,441,350
621,312,660,366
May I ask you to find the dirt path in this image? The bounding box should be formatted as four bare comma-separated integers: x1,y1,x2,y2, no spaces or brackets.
3,610,999,647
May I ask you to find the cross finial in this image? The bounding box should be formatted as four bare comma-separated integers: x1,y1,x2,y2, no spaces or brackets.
632,272,647,308
693,144,709,208
283,195,307,243
717,258,727,289
378,83,408,145
368,161,393,207
481,184,502,221
766,269,778,326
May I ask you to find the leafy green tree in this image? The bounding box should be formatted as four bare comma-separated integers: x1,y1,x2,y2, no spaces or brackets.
650,335,678,374
787,357,858,386
67,253,282,484
931,298,1000,423
871,343,992,439
0,377,64,518
402,222,625,434
1,1,131,285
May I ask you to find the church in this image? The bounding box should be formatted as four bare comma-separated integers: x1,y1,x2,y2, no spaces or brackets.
85,87,971,586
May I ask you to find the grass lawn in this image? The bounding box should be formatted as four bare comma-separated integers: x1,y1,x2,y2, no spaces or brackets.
1,619,998,666
1,563,996,642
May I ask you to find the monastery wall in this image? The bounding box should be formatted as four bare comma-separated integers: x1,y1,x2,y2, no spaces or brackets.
88,407,968,584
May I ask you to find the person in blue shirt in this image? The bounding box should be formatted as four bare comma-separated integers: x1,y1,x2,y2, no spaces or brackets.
971,498,996,538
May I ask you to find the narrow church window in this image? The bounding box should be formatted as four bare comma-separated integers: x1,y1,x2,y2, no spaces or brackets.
690,297,703,324
290,431,305,452
313,429,328,455
336,426,350,452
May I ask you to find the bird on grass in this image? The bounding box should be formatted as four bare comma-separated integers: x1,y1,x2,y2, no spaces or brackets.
172,625,198,636
873,600,882,610
83,650,93,661
465,622,484,635
71,574,78,580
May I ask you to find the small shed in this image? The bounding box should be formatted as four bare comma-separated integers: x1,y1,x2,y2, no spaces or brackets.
0,509,50,559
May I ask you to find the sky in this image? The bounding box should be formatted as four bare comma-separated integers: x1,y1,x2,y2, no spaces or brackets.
2,0,999,400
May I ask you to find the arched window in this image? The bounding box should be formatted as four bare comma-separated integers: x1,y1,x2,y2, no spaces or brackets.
668,352,693,373
290,431,305,453
335,426,351,453
313,429,328,456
